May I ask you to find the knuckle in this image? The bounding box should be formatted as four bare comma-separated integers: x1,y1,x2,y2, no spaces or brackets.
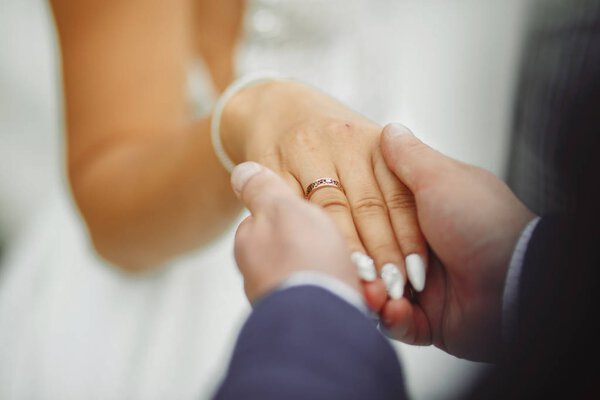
352,196,387,217
386,192,416,212
313,191,351,214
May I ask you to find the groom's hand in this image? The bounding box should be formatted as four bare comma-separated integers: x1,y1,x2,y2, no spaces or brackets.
380,124,535,361
231,162,361,303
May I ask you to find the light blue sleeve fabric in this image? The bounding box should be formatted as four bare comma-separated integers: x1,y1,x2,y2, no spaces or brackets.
502,216,541,344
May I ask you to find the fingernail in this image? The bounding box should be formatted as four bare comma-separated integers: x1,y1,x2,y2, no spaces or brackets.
384,123,414,139
351,251,377,282
406,254,426,292
231,162,263,197
380,263,404,300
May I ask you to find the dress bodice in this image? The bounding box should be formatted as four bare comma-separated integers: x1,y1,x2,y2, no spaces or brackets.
189,0,405,123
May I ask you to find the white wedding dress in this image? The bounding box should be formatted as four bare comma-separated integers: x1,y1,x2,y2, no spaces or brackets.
0,1,529,399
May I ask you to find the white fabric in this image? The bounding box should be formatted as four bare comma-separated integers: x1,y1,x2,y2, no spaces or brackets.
0,1,529,399
0,187,249,400
0,3,405,398
279,271,369,315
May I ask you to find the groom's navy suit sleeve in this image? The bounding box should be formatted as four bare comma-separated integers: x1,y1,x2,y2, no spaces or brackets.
472,216,600,399
214,286,406,400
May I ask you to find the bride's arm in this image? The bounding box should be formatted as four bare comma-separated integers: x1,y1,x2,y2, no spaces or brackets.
51,0,241,270
51,0,427,325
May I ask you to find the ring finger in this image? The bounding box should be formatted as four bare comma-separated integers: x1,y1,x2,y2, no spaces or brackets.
337,156,406,301
295,163,388,311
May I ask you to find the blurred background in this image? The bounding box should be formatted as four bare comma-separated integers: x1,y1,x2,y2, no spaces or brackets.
0,1,531,399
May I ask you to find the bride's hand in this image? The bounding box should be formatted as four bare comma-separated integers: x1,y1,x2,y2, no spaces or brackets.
220,80,427,322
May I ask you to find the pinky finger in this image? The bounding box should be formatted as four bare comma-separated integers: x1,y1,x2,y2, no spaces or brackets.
381,298,432,346
362,280,388,313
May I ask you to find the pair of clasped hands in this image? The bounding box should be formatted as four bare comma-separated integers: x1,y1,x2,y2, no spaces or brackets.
224,82,429,330
230,121,533,361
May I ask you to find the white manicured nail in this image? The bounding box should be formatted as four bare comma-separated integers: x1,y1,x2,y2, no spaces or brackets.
380,263,404,300
231,162,263,197
351,252,377,282
406,254,426,292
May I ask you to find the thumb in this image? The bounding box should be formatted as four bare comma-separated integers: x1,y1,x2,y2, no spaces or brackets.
380,123,452,193
231,161,297,216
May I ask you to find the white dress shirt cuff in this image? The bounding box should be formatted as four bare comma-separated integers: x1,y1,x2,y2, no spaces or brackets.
278,271,369,315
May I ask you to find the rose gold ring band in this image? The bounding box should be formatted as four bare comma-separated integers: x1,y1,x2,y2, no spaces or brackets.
304,178,343,200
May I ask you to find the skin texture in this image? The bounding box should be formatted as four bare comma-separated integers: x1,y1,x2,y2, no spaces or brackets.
379,124,535,362
222,81,427,314
51,0,244,270
50,1,425,319
231,163,361,302
233,124,535,363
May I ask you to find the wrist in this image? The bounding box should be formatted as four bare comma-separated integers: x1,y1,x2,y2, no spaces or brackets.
219,80,292,164
220,80,328,164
